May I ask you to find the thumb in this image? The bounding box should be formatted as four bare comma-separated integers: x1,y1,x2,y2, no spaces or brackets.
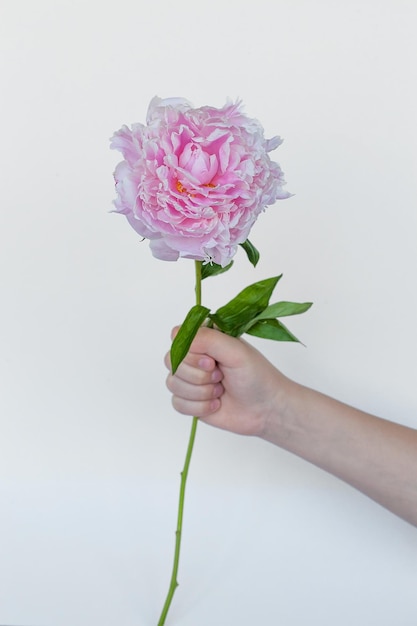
179,326,248,369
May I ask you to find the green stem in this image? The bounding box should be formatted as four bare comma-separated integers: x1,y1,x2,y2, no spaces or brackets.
157,261,202,626
195,260,202,306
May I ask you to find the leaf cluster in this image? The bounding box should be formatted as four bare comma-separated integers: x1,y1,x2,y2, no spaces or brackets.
170,240,312,373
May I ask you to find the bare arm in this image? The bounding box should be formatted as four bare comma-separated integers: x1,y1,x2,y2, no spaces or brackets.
266,379,417,525
165,327,417,526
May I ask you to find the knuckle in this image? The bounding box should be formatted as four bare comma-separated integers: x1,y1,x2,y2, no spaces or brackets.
164,352,171,370
165,373,175,391
172,396,192,416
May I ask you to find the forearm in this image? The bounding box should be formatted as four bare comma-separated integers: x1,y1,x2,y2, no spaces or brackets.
263,378,417,526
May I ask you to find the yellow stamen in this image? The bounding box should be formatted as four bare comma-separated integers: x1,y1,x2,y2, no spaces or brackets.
176,180,187,194
175,179,216,196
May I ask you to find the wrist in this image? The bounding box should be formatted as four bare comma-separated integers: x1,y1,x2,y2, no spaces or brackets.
260,372,302,446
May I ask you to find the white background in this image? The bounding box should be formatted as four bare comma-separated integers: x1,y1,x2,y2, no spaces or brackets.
1,0,416,624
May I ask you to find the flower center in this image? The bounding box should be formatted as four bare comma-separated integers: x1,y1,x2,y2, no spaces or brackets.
176,180,216,195
176,180,188,194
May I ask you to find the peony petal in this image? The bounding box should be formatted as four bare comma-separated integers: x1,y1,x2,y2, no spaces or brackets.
147,96,192,124
125,213,156,239
266,135,284,151
110,125,142,165
149,237,180,261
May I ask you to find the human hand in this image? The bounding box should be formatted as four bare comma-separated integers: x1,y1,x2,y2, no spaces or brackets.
165,326,288,437
166,329,417,526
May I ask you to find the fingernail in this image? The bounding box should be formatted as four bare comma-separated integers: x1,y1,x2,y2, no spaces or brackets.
210,398,221,411
212,383,223,397
211,370,221,383
198,357,212,370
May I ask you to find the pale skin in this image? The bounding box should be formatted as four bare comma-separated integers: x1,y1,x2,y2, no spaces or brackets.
165,327,417,527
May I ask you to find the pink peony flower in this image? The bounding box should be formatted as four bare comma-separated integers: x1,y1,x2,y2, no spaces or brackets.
110,97,291,267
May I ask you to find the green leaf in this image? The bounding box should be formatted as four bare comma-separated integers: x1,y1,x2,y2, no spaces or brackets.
254,301,313,320
201,260,233,280
209,275,282,337
170,304,211,374
245,319,302,343
239,239,260,267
